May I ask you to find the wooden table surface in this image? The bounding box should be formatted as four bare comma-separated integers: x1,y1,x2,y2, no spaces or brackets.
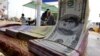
0,33,34,56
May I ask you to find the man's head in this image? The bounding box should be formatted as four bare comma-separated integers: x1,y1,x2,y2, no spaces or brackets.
22,13,24,16
46,9,50,11
46,9,50,13
47,11,51,16
28,17,31,20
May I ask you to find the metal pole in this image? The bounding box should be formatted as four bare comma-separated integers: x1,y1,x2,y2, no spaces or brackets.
36,0,42,26
7,0,9,20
